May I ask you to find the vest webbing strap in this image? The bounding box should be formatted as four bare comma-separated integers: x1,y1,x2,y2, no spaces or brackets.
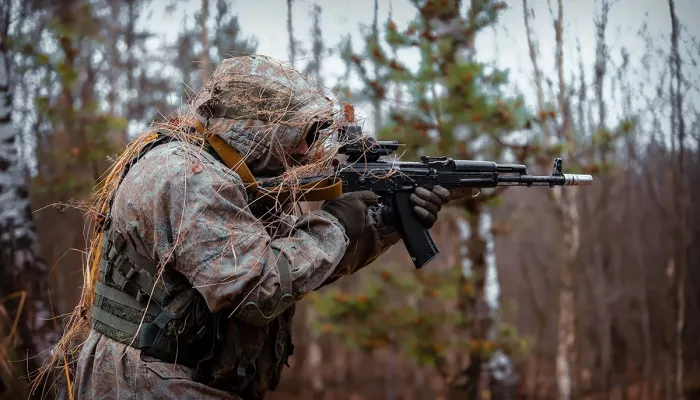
91,306,140,336
274,249,293,302
195,120,343,203
235,249,295,326
91,305,173,350
94,281,160,318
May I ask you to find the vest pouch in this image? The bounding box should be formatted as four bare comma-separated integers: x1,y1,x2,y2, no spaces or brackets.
141,288,214,368
268,309,294,391
200,315,244,391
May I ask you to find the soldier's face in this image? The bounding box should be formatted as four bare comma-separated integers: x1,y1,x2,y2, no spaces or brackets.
287,121,326,165
295,138,310,156
288,133,313,165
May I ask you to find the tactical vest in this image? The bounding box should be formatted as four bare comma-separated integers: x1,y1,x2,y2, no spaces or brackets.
90,131,295,399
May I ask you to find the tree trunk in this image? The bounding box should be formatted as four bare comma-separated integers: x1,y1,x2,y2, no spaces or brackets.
552,0,580,398
555,188,580,400
524,2,580,396
464,199,489,400
669,0,686,398
371,0,382,133
0,17,59,398
522,0,550,145
593,2,613,392
286,0,296,68
200,0,211,86
305,305,324,397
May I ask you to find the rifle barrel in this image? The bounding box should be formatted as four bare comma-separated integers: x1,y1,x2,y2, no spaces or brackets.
562,174,593,186
497,173,593,186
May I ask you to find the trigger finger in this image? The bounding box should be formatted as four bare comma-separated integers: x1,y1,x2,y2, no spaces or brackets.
432,185,451,203
410,193,439,215
414,187,442,208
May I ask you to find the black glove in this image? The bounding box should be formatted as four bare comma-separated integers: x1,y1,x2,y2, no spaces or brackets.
321,191,378,241
409,186,451,228
381,185,450,230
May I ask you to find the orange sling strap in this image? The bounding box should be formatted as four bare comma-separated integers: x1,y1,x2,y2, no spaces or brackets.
195,120,343,202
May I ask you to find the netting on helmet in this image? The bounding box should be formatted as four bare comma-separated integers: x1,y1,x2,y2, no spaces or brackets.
194,55,345,176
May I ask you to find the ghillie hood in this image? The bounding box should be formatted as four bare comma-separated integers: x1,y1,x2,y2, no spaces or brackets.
193,55,340,175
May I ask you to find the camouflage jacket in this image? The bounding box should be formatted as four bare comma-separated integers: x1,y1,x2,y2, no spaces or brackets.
74,139,398,399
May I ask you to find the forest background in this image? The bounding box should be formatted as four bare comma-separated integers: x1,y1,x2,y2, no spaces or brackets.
1,0,699,399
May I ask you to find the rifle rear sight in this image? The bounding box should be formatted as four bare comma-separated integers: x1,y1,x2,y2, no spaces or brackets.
337,125,399,162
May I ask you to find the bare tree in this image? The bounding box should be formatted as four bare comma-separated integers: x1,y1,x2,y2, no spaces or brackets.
540,0,581,398
200,0,211,84
668,0,687,398
303,4,325,89
371,0,382,132
523,0,580,397
287,0,297,67
522,0,550,145
592,0,613,392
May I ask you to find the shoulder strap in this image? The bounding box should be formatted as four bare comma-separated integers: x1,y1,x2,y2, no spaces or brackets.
206,134,259,194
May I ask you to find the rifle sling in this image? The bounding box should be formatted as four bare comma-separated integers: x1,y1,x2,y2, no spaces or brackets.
200,123,342,202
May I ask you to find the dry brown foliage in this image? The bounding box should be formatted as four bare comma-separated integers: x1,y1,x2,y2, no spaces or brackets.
0,291,26,394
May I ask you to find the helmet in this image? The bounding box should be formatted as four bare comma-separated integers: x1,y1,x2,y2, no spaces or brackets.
193,55,339,175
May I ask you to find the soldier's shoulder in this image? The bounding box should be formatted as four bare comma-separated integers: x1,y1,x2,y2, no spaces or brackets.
140,140,201,161
134,140,245,184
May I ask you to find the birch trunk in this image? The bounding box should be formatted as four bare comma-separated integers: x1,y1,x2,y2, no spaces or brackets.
594,2,613,391
554,188,580,400
523,2,579,396
0,15,59,396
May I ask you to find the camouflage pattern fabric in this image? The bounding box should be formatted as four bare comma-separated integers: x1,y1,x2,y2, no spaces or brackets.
75,331,241,400
75,140,395,398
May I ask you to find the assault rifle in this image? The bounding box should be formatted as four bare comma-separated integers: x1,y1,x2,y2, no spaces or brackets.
266,126,593,269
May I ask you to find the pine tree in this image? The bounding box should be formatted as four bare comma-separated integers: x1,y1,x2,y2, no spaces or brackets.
316,1,533,398
173,0,257,101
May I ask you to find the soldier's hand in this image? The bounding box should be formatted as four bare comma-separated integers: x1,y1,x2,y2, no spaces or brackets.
321,191,378,241
410,185,450,228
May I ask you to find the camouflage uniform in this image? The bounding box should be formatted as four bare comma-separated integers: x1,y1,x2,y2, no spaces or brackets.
74,56,401,399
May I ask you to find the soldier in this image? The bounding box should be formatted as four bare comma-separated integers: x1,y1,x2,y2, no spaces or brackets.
74,55,450,399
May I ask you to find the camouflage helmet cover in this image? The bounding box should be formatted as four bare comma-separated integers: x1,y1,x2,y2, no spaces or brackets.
192,55,339,174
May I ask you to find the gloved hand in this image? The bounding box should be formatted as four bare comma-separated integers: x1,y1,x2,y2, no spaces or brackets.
409,186,451,228
321,191,378,241
380,186,450,230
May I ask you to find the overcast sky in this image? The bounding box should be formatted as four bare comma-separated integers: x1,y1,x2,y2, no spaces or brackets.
143,0,700,135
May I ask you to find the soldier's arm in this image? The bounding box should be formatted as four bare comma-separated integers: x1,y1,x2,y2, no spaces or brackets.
113,143,349,326
315,205,401,288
